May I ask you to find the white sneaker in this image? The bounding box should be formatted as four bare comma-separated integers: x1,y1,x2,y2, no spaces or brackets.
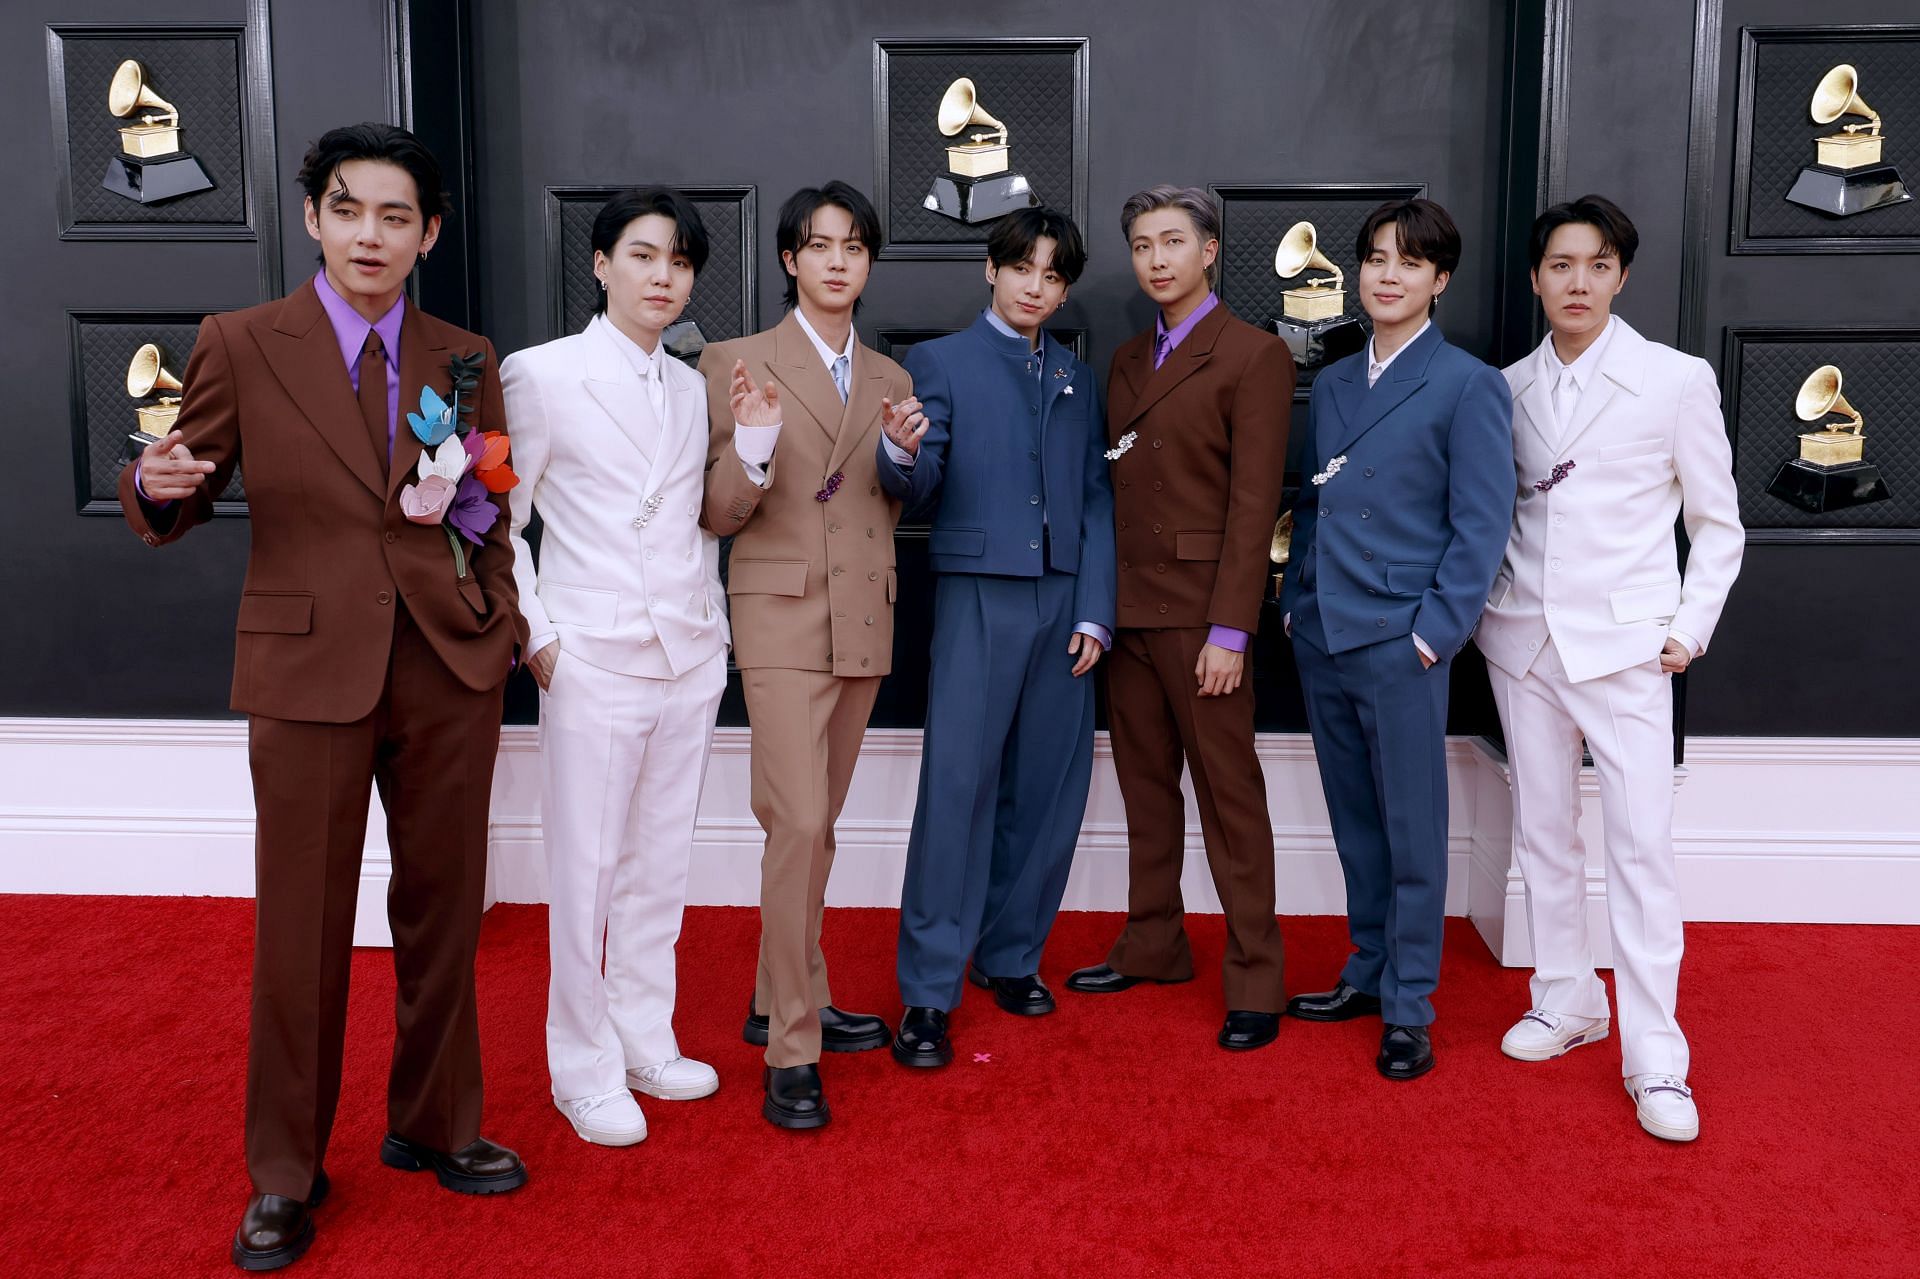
1500,1008,1610,1061
1626,1074,1700,1142
626,1056,720,1101
556,1088,647,1146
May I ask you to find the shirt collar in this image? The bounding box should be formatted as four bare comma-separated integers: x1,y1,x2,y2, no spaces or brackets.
597,313,665,383
793,307,857,371
1154,291,1219,355
1545,314,1617,389
1366,317,1433,378
983,306,1042,352
314,270,404,373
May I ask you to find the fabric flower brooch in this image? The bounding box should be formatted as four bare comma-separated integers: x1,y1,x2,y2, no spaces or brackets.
398,352,519,579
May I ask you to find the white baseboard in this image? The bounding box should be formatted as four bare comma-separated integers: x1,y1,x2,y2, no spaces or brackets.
4,718,1916,959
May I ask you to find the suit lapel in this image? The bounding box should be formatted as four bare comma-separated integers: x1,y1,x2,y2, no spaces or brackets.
766,313,843,454
1326,324,1441,457
389,301,448,502
1108,338,1150,439
1122,303,1229,429
647,362,696,493
1513,346,1558,455
583,316,660,470
1040,333,1076,418
1549,319,1645,458
250,280,385,499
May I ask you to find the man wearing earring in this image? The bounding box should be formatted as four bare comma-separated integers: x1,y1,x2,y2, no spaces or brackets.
1279,197,1512,1081
1065,185,1292,1054
502,187,729,1148
1477,196,1742,1141
876,207,1115,1068
698,181,924,1129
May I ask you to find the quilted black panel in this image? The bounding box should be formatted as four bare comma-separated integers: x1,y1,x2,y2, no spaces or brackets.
551,189,749,344
1742,33,1920,240
74,315,245,507
60,33,247,226
881,43,1081,250
1729,331,1918,529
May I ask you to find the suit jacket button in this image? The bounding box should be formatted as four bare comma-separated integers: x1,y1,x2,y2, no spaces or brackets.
384,531,398,543
832,566,843,576
1158,603,1169,614
870,485,879,495
835,611,845,619
861,657,871,668
1029,494,1041,505
1028,450,1038,460
1320,507,1330,517
1364,467,1375,477
867,528,875,538
1152,481,1163,491
1155,563,1166,573
1120,561,1129,570
1377,618,1387,626
868,570,878,580
377,591,392,605
1151,523,1162,533
1362,550,1374,560
1120,479,1130,489
1152,439,1163,448
1361,509,1371,519
1029,539,1040,550
1367,588,1377,595
865,615,874,625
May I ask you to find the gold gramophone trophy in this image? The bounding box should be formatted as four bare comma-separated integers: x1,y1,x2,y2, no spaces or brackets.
1268,510,1295,598
1269,221,1365,371
921,77,1040,225
1766,364,1891,512
100,59,215,205
125,342,185,453
1783,64,1910,217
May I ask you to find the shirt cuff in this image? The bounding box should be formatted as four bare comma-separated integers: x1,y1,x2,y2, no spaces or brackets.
734,422,779,466
1282,612,1291,638
133,462,175,509
1667,628,1702,658
1411,632,1437,663
881,436,916,469
1073,622,1112,649
1205,625,1249,653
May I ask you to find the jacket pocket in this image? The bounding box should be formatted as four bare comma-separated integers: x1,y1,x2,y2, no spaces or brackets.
728,558,809,596
1599,437,1664,464
1386,562,1440,596
236,591,313,634
1609,578,1682,623
541,580,618,628
929,527,986,557
1175,531,1225,561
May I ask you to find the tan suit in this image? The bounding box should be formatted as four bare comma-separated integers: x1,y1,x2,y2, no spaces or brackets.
699,312,911,1066
1101,301,1293,1012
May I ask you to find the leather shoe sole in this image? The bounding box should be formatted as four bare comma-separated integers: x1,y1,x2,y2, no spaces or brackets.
1064,965,1191,995
967,964,1056,1016
1286,991,1384,1023
379,1135,527,1194
231,1216,312,1272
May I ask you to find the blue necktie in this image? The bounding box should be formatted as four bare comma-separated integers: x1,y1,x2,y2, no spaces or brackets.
831,354,850,403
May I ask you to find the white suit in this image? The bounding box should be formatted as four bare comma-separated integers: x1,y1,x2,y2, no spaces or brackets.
503,313,729,1102
1476,316,1743,1079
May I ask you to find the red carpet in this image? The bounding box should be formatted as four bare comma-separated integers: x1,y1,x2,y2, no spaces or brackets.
0,897,1913,1278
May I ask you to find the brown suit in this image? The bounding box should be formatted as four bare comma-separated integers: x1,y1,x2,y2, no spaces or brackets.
119,279,526,1198
699,313,911,1066
1100,301,1293,1011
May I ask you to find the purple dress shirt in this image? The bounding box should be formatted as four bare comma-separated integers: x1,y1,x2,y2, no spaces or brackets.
1152,292,1245,654
137,274,403,503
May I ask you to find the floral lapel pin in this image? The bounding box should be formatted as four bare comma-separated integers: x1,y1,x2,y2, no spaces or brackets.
1311,454,1348,486
1533,459,1576,493
398,350,518,579
814,471,845,503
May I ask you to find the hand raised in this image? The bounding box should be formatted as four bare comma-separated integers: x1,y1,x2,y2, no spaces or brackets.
730,359,782,428
880,395,928,456
137,431,215,501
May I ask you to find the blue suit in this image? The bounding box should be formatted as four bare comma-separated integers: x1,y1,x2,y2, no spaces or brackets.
880,312,1115,1009
1279,322,1512,1026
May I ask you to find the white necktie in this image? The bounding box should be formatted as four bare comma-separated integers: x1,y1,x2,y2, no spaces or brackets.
1555,369,1579,435
645,357,666,421
831,354,850,404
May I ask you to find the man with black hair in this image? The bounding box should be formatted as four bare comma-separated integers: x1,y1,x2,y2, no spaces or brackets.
1280,197,1512,1081
876,207,1115,1068
121,122,529,1270
502,187,727,1147
1478,195,1741,1141
697,181,923,1128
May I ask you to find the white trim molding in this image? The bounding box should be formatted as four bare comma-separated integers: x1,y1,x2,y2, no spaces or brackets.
3,718,1916,957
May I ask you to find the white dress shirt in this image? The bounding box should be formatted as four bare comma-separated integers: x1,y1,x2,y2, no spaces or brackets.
600,315,670,421
1544,315,1616,441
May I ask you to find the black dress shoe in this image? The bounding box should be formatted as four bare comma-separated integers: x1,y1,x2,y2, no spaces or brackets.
231,1193,313,1271
1377,1024,1435,1081
1218,1010,1281,1051
379,1133,527,1194
763,1063,831,1129
1064,963,1190,994
967,963,1056,1016
1286,979,1384,1022
891,1006,953,1068
742,999,890,1052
